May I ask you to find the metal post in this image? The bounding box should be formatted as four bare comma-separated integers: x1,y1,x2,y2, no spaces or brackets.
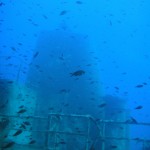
86,116,90,150
101,122,105,150
45,114,51,150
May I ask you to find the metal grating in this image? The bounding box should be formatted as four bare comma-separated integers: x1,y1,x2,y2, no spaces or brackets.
46,113,101,150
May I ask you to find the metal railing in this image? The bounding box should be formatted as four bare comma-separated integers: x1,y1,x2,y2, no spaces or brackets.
0,113,150,150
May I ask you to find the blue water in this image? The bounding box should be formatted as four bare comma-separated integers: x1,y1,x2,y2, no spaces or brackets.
0,0,150,149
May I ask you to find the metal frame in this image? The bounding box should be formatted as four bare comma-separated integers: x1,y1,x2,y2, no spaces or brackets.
46,113,98,150
0,113,150,150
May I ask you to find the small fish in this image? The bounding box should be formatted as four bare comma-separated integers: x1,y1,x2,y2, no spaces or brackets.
2,142,15,149
13,129,23,136
20,124,26,129
19,105,24,108
109,20,112,26
143,82,147,85
110,145,118,149
131,117,138,123
6,56,11,60
42,14,48,19
23,121,31,126
63,103,69,107
95,118,100,122
11,47,16,51
3,134,8,138
126,117,138,124
59,54,64,60
86,64,92,66
7,81,13,84
70,70,85,76
75,127,81,131
135,84,143,88
114,86,119,90
48,107,54,110
28,18,32,22
135,105,143,109
122,72,127,75
98,103,106,108
29,140,36,144
33,51,39,58
90,81,95,84
17,109,27,114
0,2,5,6
134,137,140,141
32,22,39,26
59,89,70,93
60,10,67,16
76,1,83,4
134,138,143,143
18,42,23,45
59,141,66,144
90,98,95,101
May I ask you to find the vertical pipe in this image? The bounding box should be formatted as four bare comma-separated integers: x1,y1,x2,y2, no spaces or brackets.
86,116,90,150
101,123,105,150
45,114,51,150
142,140,146,150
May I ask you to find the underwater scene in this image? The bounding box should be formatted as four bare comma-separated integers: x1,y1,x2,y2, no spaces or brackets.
0,0,150,150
